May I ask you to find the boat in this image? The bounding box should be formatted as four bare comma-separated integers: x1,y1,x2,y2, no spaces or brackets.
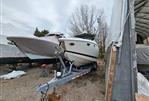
59,38,99,67
7,33,64,60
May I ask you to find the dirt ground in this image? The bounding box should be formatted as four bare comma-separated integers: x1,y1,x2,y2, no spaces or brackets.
0,64,105,101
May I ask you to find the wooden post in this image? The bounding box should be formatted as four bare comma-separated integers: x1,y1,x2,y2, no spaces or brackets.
105,46,117,101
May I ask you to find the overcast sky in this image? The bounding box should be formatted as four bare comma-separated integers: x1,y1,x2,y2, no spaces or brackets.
1,0,114,37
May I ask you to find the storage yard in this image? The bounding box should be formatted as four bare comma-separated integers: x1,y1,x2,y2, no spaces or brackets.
1,0,149,101
0,64,105,101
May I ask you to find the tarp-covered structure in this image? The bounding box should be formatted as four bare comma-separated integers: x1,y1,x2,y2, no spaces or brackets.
135,0,149,43
136,44,149,64
0,35,26,58
135,0,149,66
106,0,149,49
105,0,149,100
0,35,28,64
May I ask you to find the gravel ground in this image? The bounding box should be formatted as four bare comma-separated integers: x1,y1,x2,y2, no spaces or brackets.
0,64,105,101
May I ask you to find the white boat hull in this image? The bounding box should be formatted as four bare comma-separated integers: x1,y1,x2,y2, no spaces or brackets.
7,36,59,60
59,38,99,67
25,53,54,60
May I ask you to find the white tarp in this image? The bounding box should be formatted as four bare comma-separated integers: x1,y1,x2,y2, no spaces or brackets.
0,35,26,58
105,0,128,50
0,44,26,58
105,0,136,50
0,70,26,79
137,72,149,96
136,44,149,64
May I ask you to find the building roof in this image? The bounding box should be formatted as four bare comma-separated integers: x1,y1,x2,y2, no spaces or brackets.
135,0,149,39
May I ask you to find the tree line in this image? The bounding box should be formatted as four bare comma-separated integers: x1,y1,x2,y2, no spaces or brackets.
34,28,49,37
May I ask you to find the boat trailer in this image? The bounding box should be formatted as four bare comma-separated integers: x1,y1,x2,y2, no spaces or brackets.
36,48,96,94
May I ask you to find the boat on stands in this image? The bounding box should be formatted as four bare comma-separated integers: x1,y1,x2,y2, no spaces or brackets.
7,33,64,60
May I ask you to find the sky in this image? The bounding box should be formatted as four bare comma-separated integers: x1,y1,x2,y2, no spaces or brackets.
1,0,114,37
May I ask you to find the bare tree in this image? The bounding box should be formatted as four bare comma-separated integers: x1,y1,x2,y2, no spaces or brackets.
69,5,108,60
69,5,104,36
96,10,108,59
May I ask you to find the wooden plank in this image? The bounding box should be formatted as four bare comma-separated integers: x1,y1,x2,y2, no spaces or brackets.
135,93,149,101
48,93,61,101
105,46,117,101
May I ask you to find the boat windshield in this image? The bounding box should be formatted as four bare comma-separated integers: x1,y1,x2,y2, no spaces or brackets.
74,33,95,40
46,33,64,38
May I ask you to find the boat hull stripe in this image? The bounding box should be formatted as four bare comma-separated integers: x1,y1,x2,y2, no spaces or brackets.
65,50,98,59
